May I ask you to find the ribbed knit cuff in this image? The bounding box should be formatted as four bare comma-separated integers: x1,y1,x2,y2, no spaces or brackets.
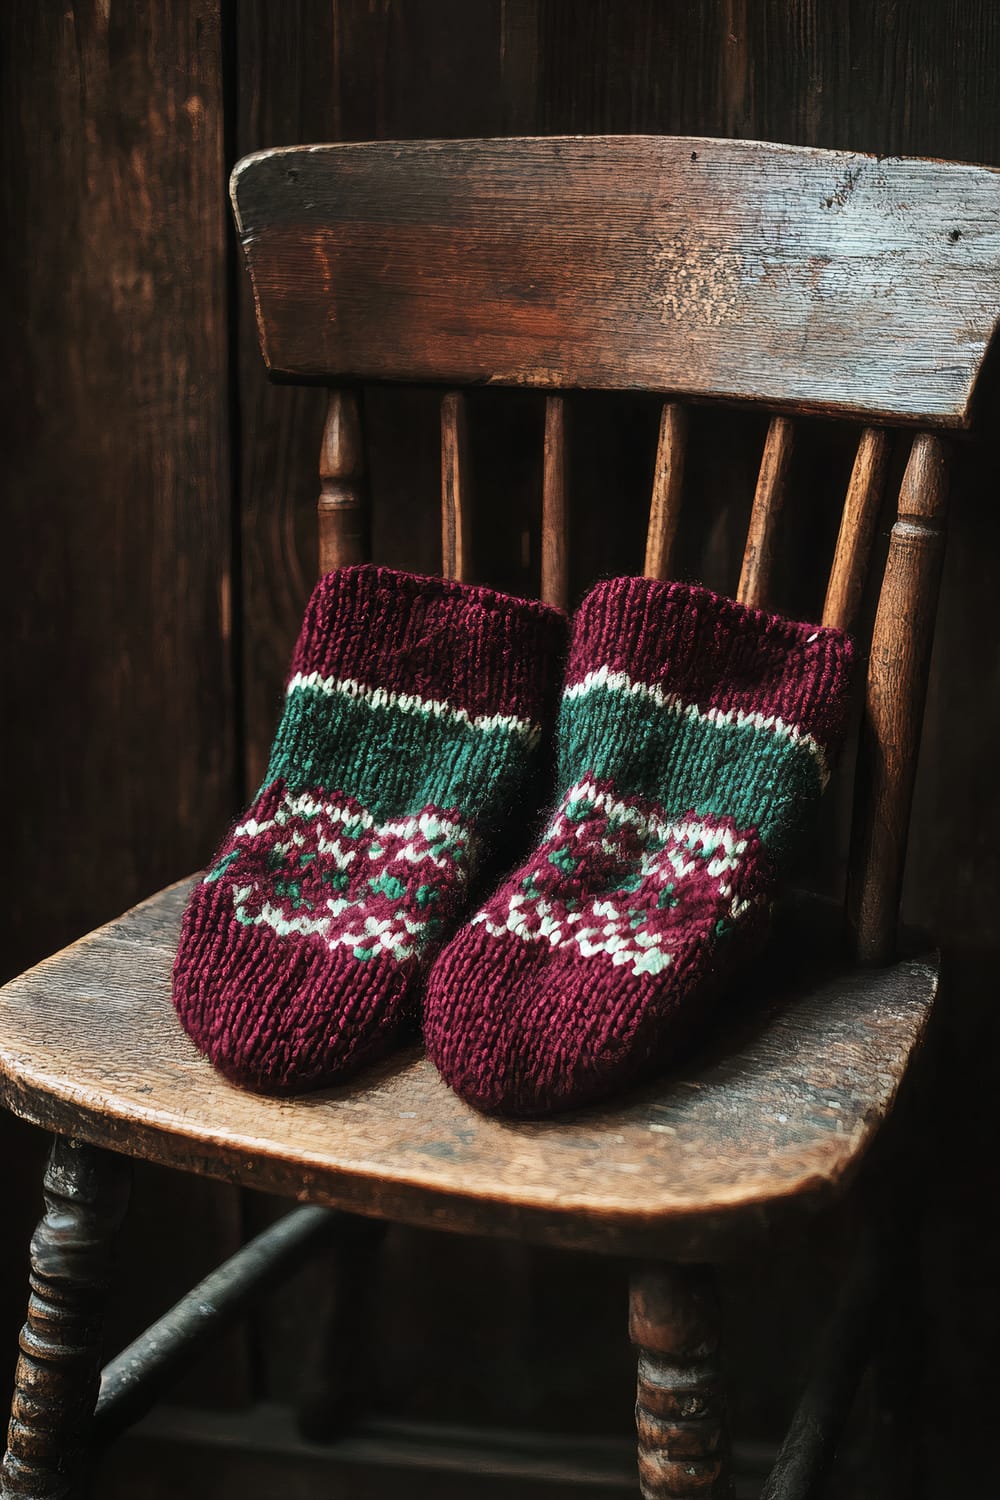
290,565,568,724
567,578,854,752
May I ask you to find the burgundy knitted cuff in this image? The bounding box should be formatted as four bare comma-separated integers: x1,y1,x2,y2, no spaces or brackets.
290,565,568,722
566,577,855,750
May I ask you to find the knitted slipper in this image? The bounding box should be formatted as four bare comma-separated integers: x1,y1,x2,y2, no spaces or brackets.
173,565,566,1092
424,577,854,1116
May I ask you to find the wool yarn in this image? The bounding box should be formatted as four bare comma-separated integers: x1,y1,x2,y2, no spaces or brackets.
173,564,566,1091
424,577,854,1116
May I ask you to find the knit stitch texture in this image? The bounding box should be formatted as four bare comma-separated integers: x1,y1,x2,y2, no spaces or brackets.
424,577,854,1117
173,564,567,1091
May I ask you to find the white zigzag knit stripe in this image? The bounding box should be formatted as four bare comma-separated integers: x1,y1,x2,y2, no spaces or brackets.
563,666,829,783
288,671,539,743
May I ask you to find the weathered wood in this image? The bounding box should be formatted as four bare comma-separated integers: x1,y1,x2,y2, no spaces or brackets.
318,390,368,576
94,1208,339,1447
644,404,689,582
1,1138,131,1500
736,416,795,609
630,1264,732,1498
541,395,569,609
0,881,938,1262
440,391,471,581
822,427,893,632
232,136,1000,426
848,433,950,964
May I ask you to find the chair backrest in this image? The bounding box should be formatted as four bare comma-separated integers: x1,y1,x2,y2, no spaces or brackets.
231,135,1000,965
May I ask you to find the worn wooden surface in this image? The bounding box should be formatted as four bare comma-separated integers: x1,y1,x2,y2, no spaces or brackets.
0,1139,131,1500
233,135,1000,426
0,880,937,1261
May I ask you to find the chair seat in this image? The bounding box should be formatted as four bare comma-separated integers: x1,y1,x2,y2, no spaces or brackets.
0,877,938,1258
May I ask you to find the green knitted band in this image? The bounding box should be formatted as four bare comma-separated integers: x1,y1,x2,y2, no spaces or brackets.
559,674,826,851
264,675,538,824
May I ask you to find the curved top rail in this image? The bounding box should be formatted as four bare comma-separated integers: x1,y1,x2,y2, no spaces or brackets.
232,135,1000,427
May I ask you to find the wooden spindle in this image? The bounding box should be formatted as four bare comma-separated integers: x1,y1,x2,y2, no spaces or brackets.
847,433,949,964
736,415,795,609
441,390,471,581
1,1138,131,1500
541,395,569,610
822,427,893,632
629,1263,733,1498
644,402,689,580
318,389,368,577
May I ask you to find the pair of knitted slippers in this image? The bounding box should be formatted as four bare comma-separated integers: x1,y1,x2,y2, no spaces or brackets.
172,565,854,1117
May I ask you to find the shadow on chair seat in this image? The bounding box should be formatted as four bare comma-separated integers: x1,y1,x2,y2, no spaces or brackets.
0,876,938,1261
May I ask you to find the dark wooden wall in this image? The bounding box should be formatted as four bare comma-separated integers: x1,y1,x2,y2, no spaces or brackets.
3,3,1000,1496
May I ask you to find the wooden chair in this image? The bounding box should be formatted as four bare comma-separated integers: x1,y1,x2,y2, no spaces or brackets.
2,135,997,1500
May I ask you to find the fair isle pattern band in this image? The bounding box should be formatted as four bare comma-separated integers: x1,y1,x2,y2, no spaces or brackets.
472,781,764,979
207,786,478,964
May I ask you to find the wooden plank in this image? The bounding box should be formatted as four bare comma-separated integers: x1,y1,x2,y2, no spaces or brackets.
737,415,795,609
643,402,689,581
440,390,471,580
541,395,569,609
232,136,1000,426
0,0,248,1422
0,880,938,1262
848,433,950,964
823,427,893,632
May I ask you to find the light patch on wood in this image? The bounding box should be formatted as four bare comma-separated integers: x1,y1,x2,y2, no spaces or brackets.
649,235,746,326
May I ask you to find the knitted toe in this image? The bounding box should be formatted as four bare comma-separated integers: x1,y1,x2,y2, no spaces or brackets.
173,879,409,1091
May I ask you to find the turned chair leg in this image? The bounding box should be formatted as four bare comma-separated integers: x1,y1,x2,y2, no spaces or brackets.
1,1137,131,1500
629,1262,733,1499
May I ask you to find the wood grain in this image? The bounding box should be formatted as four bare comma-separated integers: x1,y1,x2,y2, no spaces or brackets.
848,433,950,964
822,427,893,632
0,880,938,1263
0,0,247,1436
643,403,689,582
541,395,569,609
736,415,795,608
318,390,369,577
440,391,471,581
232,135,1000,426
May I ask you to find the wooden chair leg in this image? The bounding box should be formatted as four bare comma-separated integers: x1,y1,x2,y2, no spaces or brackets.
1,1136,131,1500
629,1262,733,1499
